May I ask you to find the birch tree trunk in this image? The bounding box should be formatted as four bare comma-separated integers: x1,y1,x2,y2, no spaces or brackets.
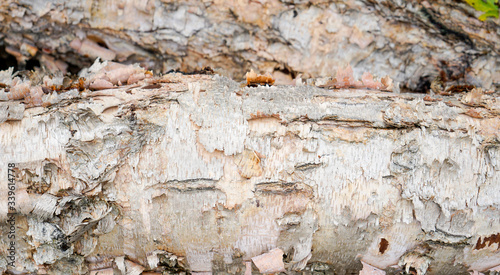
0,67,499,274
0,0,500,275
0,0,499,90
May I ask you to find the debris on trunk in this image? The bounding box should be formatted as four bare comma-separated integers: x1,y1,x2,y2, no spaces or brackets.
322,65,394,91
245,69,275,87
251,248,286,274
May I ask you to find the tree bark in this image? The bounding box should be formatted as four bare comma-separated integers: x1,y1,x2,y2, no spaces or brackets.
0,65,499,274
1,0,500,274
0,0,499,91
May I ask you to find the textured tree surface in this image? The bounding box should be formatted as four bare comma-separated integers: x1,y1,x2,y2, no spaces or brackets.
0,65,499,274
1,1,500,274
0,0,499,91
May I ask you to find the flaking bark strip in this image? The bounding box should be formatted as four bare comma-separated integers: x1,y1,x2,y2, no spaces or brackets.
294,162,323,171
254,182,314,197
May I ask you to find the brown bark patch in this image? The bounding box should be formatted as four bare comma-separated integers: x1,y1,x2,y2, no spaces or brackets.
474,233,500,250
379,238,389,254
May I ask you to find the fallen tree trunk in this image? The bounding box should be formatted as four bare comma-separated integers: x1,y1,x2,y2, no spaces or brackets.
0,64,499,274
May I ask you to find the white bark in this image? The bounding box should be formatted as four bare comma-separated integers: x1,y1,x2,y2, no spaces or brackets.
0,70,499,274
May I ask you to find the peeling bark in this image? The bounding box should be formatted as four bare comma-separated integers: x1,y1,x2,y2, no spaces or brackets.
0,64,499,274
0,1,500,273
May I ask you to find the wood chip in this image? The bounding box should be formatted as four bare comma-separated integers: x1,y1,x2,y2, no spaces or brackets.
251,248,285,274
245,69,275,86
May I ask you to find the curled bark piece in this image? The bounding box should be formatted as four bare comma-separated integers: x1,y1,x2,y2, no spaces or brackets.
362,72,383,90
399,250,432,275
0,67,14,86
380,76,394,91
423,95,442,102
245,69,275,86
360,261,386,275
8,79,31,100
326,65,394,91
244,261,252,275
251,248,286,274
89,78,114,90
83,59,149,89
25,86,44,107
127,72,146,84
332,64,362,88
465,108,492,119
106,67,137,85
462,88,486,106
234,149,263,179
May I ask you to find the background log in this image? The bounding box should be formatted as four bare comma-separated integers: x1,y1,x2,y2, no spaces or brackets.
1,0,500,274
0,0,499,91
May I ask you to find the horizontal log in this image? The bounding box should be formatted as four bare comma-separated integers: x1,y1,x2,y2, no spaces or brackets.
0,66,499,274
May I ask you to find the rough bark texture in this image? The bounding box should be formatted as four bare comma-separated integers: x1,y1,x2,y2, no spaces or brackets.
0,0,499,91
0,68,499,274
1,0,500,274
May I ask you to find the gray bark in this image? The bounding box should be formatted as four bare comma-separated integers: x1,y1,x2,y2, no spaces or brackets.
1,0,500,274
0,0,499,91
